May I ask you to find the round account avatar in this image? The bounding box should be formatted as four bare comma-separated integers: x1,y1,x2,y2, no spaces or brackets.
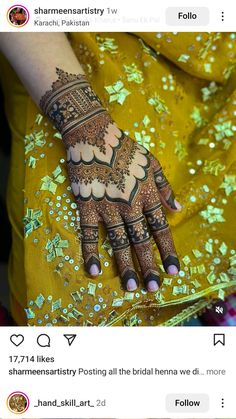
8,5,29,27
7,391,29,414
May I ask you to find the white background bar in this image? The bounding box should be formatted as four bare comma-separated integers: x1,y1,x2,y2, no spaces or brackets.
0,0,235,32
1,327,235,418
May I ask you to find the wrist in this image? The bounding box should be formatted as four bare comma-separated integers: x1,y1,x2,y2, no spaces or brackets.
40,67,112,151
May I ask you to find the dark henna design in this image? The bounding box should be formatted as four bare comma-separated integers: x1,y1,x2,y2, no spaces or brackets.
106,222,139,290
121,268,139,290
68,137,139,194
40,68,179,290
63,112,113,152
143,271,161,289
84,252,101,273
40,68,109,152
126,216,150,244
153,167,169,190
40,68,150,206
81,225,99,243
99,203,139,290
80,225,101,273
154,169,177,209
132,240,160,290
110,246,139,291
107,222,130,251
163,255,180,272
144,203,168,232
151,156,178,210
152,228,179,273
165,191,178,210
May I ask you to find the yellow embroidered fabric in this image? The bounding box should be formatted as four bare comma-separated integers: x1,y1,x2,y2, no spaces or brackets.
1,32,236,326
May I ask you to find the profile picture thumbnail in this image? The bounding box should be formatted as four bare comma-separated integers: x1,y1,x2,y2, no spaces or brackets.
7,5,29,27
7,391,29,414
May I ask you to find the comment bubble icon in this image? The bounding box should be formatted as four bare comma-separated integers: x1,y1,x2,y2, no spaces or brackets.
37,333,51,348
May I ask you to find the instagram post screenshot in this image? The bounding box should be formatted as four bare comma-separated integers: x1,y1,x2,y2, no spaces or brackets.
0,0,236,418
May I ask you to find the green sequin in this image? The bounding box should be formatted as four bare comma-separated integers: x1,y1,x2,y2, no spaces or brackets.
205,241,213,254
28,156,38,168
192,249,203,258
219,242,228,255
201,82,218,102
174,141,188,161
112,298,123,307
182,255,191,266
41,165,66,195
101,237,113,257
87,282,96,297
45,234,69,262
223,63,236,79
148,94,169,114
24,130,46,154
214,121,233,141
178,54,190,63
163,278,172,286
105,81,131,105
35,113,43,125
123,63,144,84
220,175,236,196
23,208,43,238
200,205,225,224
207,272,216,284
25,308,35,319
35,294,45,309
96,36,118,54
172,285,189,295
203,159,225,176
135,131,153,150
51,298,62,312
190,107,206,128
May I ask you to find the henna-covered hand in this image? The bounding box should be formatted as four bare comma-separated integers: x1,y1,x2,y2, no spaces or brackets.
40,68,182,292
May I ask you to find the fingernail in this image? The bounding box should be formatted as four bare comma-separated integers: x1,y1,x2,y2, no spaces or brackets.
147,280,159,293
174,199,182,211
167,265,178,275
127,278,137,291
90,264,100,276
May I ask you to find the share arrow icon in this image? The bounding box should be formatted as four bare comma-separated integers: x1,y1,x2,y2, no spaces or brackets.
63,334,77,346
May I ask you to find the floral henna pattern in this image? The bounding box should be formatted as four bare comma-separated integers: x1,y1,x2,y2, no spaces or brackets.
144,203,168,231
81,225,99,242
40,68,111,152
152,227,180,272
40,68,180,291
80,225,101,272
135,241,161,288
143,202,179,272
41,68,150,205
126,216,150,244
63,112,112,152
125,215,161,288
68,134,150,204
67,133,140,196
107,223,130,251
107,223,139,289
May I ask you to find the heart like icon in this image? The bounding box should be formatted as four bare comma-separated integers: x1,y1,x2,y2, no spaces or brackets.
10,334,24,347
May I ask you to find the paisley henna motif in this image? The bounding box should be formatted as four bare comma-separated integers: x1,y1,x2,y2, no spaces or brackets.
151,156,178,210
